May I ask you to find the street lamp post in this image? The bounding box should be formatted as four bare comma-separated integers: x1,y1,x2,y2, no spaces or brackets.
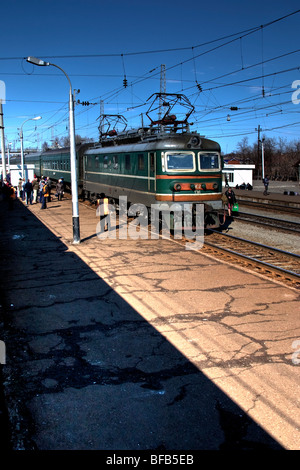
27,56,80,244
20,116,42,180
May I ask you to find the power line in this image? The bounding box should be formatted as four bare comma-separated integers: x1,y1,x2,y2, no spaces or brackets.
0,9,299,62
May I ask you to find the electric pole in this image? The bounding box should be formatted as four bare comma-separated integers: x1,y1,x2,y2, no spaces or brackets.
256,125,262,179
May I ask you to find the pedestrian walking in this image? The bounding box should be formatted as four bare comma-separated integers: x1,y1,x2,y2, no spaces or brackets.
24,179,33,205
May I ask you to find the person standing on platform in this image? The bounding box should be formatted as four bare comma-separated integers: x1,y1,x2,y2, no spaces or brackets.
40,181,48,210
21,178,26,201
263,175,269,195
32,176,39,203
225,187,237,218
46,177,52,202
18,178,23,199
39,178,44,203
56,179,64,201
24,179,33,205
97,193,110,232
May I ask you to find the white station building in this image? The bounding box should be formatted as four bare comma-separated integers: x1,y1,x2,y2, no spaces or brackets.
223,158,255,188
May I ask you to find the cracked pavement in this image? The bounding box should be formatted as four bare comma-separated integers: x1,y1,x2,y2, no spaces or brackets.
0,196,299,450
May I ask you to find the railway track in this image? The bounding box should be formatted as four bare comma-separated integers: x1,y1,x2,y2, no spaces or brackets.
231,211,300,233
75,195,300,287
237,199,300,215
203,230,300,288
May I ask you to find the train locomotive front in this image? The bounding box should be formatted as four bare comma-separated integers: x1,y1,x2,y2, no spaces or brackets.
154,132,222,228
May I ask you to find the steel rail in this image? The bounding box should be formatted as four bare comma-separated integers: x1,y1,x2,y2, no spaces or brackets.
205,229,300,281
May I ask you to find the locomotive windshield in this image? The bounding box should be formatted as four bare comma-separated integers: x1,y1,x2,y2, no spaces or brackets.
198,152,220,170
165,152,195,172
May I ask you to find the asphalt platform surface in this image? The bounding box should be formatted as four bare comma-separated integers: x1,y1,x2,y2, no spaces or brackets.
0,186,299,453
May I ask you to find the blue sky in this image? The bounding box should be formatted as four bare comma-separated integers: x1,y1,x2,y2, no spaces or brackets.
1,0,300,154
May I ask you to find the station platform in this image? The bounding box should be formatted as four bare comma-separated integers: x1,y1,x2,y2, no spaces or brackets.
235,189,300,208
0,194,299,452
233,181,300,208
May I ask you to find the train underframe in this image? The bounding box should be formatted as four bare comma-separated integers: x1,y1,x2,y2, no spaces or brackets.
81,185,221,230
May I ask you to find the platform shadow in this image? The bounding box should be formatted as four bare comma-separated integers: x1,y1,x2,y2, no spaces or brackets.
0,198,283,450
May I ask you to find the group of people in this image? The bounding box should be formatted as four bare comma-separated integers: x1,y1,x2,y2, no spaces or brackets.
17,176,65,209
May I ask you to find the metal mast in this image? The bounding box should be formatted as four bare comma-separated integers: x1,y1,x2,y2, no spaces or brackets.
159,64,166,125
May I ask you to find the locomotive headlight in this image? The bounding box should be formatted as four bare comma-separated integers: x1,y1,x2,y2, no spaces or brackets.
213,183,218,190
173,183,182,191
201,183,206,189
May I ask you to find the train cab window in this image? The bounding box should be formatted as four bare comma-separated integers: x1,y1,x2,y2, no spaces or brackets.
198,152,220,171
138,154,144,171
87,157,92,169
165,151,195,172
125,154,131,170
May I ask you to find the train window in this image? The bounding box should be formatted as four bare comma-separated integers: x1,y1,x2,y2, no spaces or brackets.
103,156,108,168
198,152,220,170
87,157,92,169
95,156,99,169
150,153,155,172
165,152,195,172
125,154,131,170
138,154,144,170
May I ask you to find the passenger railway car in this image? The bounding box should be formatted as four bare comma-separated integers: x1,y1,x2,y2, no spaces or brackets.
10,94,223,227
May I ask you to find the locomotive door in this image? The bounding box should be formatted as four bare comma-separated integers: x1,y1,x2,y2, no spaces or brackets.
148,152,156,194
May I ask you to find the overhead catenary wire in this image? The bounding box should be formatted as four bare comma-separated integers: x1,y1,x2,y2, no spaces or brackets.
6,8,300,148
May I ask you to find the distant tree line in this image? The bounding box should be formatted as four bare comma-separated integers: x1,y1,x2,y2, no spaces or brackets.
41,135,94,152
224,136,300,181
